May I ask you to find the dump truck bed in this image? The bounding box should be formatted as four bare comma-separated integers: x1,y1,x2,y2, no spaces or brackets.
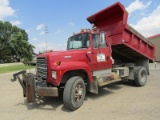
87,2,155,62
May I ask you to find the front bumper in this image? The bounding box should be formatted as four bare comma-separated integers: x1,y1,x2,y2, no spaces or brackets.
36,87,58,97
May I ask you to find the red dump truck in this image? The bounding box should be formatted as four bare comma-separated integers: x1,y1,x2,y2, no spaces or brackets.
12,2,155,110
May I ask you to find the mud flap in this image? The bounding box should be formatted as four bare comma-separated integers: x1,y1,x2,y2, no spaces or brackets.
87,77,98,94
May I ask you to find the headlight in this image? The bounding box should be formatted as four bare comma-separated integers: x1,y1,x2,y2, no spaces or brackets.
52,71,56,79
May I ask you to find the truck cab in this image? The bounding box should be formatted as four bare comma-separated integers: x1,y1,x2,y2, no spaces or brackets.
67,30,113,73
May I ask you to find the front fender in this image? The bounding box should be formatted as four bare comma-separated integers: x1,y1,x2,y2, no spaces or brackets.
53,61,93,86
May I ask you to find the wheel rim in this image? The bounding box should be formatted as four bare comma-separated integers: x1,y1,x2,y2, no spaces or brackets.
141,71,146,83
74,84,84,102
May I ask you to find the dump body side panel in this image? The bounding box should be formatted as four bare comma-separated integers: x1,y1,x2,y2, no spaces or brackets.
110,27,155,61
123,27,154,60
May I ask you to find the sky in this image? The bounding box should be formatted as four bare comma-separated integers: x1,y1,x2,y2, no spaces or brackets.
0,0,160,53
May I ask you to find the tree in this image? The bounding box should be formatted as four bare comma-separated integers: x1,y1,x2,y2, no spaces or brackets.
0,21,34,63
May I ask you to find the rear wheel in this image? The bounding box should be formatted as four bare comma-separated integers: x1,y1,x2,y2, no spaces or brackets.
63,76,86,110
134,66,147,86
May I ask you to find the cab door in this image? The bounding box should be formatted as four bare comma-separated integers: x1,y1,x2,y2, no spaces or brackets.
89,33,112,71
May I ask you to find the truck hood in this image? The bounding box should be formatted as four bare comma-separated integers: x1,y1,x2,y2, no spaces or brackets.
37,50,88,64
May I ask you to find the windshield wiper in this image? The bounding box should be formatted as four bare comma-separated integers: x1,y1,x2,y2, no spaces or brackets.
68,48,75,50
76,46,88,49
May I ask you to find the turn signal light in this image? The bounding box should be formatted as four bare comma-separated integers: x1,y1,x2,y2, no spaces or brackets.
56,61,61,66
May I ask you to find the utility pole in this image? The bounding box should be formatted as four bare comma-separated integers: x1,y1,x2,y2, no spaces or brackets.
45,25,48,51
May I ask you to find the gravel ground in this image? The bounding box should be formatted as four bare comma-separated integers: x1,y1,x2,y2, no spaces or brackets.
0,62,23,67
0,63,160,120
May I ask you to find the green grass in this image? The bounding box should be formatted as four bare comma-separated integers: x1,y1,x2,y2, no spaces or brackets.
0,64,35,74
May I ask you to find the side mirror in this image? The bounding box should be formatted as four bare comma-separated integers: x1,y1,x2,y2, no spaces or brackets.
100,32,106,45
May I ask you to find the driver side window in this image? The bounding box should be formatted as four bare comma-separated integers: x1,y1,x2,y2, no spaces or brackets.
92,34,99,48
92,34,107,48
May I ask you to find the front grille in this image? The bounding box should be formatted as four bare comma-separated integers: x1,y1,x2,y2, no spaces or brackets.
37,58,47,79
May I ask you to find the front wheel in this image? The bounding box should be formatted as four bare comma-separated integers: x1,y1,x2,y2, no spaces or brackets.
134,66,147,86
63,76,86,110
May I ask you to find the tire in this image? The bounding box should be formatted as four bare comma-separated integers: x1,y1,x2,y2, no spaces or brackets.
134,66,147,86
63,76,86,110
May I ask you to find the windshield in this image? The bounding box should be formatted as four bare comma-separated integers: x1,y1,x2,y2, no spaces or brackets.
67,33,90,50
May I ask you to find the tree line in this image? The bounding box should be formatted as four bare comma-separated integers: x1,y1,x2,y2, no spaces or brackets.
0,21,34,63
